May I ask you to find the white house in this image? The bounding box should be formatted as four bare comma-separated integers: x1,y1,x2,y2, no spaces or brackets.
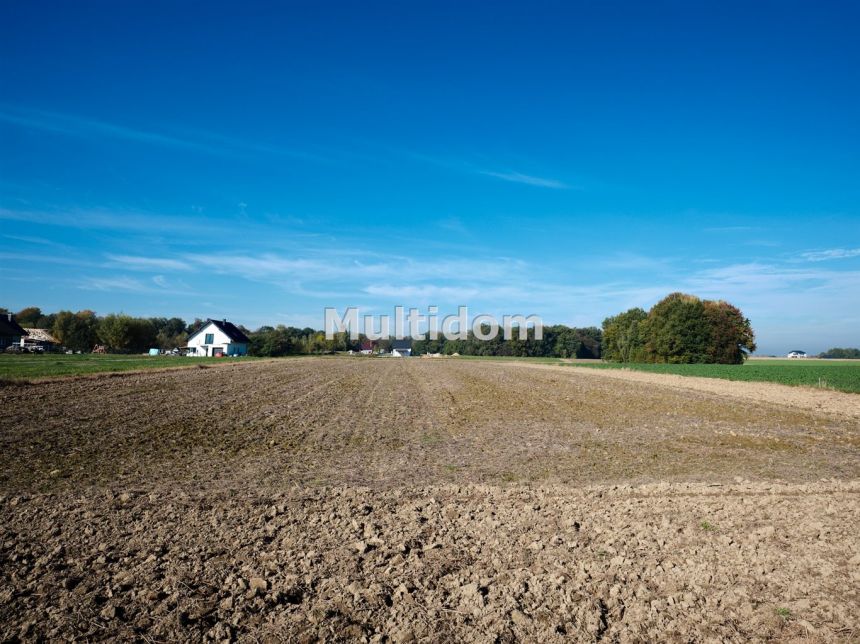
185,319,250,357
787,350,808,359
391,339,413,357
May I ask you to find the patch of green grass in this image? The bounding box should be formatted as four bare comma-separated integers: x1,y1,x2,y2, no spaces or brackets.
700,520,716,531
0,353,259,380
573,360,860,394
775,607,792,620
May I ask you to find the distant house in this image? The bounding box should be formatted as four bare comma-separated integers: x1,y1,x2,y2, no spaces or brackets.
21,328,58,352
0,314,26,351
360,340,377,355
391,339,413,357
787,350,808,359
185,319,250,356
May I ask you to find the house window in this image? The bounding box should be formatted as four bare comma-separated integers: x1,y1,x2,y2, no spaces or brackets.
205,333,214,344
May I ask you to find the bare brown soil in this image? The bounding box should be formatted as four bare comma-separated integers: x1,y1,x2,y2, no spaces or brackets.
1,358,858,642
530,363,860,420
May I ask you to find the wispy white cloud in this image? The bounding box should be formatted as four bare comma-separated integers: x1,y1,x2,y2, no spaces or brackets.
686,262,860,293
0,105,333,163
436,216,469,234
178,251,528,285
0,206,240,238
78,276,156,293
175,127,333,163
480,170,569,189
703,225,760,233
183,253,338,279
76,273,189,293
590,252,676,271
742,239,781,247
0,106,220,153
0,251,98,268
800,248,860,262
107,254,193,271
363,284,482,301
3,233,68,248
2,105,569,188
386,146,573,190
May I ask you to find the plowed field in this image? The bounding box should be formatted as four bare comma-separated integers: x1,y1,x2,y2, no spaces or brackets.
1,358,858,642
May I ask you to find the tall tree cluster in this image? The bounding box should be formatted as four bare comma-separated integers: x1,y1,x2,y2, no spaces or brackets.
52,310,100,353
602,293,756,364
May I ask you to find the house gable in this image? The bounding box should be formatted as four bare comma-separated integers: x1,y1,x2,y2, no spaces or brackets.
186,319,250,356
187,319,250,344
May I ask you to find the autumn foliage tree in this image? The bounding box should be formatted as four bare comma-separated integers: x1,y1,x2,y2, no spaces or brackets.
644,293,712,363
602,293,755,364
702,300,757,364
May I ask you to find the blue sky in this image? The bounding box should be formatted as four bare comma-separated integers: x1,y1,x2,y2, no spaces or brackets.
1,1,859,354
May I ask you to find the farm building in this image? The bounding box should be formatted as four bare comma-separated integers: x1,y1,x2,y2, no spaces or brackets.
185,319,250,356
391,339,413,357
360,340,377,355
787,350,808,359
21,328,59,351
0,314,26,351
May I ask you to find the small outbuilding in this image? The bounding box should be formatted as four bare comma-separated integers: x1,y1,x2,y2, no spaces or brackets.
185,319,250,357
786,350,808,359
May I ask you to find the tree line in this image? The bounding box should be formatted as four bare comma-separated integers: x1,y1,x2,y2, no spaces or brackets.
248,325,603,358
5,307,206,353
3,295,780,364
819,347,860,359
3,306,604,358
3,307,360,356
411,325,602,358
